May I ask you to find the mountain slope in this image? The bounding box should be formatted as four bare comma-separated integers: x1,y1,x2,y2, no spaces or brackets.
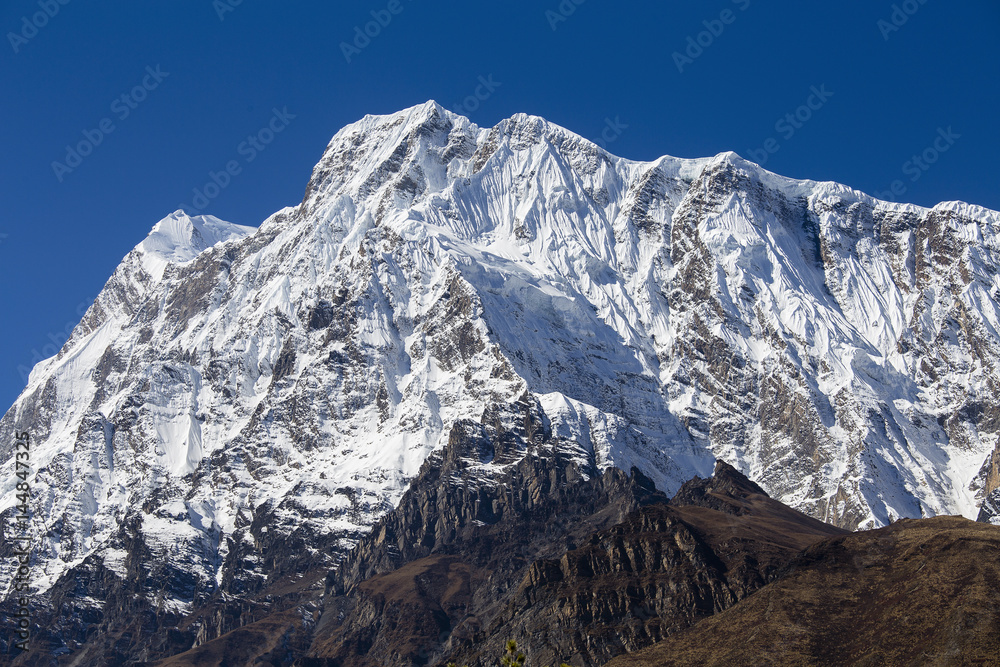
437,461,846,667
144,447,843,667
2,100,1000,663
608,515,1000,666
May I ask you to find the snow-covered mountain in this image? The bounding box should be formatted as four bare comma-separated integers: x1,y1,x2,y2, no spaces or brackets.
3,100,1000,634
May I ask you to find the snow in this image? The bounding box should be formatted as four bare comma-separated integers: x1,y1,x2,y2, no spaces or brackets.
139,210,256,280
3,101,1000,604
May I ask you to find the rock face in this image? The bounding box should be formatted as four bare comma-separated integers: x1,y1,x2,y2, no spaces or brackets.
136,409,843,667
307,394,674,667
439,461,846,667
2,101,1000,663
978,488,1000,524
611,515,1000,667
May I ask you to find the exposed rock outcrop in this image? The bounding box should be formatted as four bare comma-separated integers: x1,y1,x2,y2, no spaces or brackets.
610,515,1000,666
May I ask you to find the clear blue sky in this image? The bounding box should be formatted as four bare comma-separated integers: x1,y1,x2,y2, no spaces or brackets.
1,0,998,411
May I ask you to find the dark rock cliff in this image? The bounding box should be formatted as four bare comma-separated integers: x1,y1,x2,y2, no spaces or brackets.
147,397,843,667
611,515,1000,667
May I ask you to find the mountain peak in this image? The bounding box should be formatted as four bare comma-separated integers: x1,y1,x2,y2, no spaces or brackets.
137,210,256,280
339,100,460,141
714,150,746,165
4,102,1000,665
670,460,770,512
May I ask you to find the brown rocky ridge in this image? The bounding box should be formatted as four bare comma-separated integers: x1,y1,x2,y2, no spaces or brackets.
609,515,1000,666
142,395,847,667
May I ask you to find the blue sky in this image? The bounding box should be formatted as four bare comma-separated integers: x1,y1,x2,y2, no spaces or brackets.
1,0,998,410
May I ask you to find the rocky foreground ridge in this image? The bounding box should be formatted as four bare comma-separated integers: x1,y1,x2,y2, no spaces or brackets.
135,403,850,667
